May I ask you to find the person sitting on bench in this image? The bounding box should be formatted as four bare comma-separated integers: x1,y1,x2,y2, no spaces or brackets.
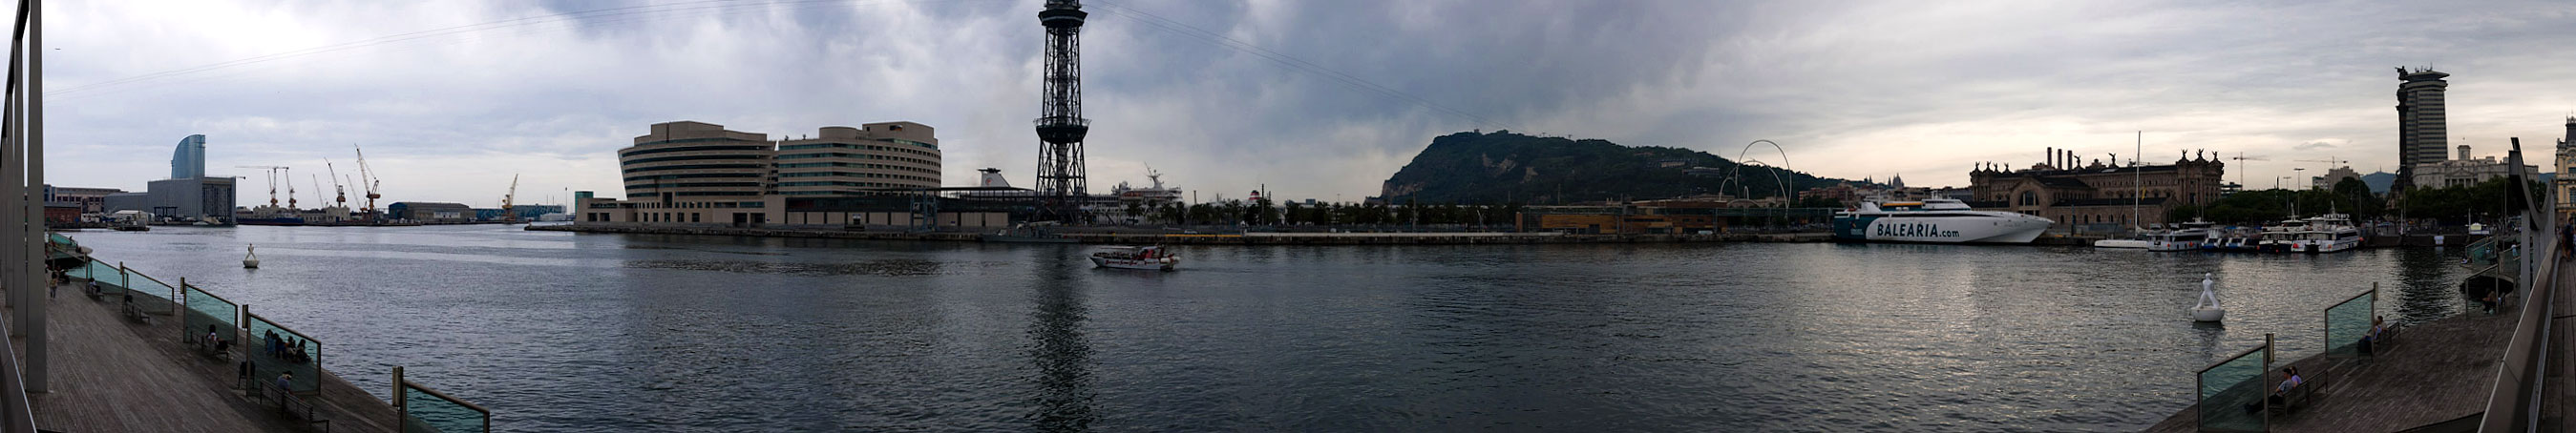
2270,367,2304,405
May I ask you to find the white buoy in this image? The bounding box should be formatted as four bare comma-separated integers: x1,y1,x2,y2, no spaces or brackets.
2191,272,2224,322
243,244,261,269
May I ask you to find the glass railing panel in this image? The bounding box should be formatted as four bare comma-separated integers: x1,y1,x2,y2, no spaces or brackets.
2197,345,2268,433
123,268,177,302
245,313,322,394
179,283,239,347
401,383,491,433
2325,290,2375,358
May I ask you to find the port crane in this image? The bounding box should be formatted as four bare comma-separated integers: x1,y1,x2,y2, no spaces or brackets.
237,165,290,208
2229,153,2266,189
499,174,519,223
325,158,348,208
309,175,327,212
354,144,383,215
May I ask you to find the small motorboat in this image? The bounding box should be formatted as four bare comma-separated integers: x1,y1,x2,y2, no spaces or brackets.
1089,245,1178,271
2191,273,2224,322
243,244,260,269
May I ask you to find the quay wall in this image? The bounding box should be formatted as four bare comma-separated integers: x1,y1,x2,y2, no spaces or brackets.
523,224,1833,244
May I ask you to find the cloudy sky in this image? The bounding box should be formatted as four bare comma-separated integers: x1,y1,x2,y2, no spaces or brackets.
28,0,2576,207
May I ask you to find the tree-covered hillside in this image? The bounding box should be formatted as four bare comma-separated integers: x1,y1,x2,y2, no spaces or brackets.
1376,131,1856,204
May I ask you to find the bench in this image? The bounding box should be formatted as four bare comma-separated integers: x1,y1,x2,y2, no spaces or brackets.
120,301,153,325
188,338,233,361
2362,324,2401,356
2266,372,2329,414
260,380,332,432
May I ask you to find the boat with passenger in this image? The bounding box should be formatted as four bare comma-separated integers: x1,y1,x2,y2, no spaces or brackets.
1831,198,2055,244
1089,245,1178,271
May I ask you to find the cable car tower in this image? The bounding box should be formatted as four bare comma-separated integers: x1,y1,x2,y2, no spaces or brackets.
1034,0,1089,222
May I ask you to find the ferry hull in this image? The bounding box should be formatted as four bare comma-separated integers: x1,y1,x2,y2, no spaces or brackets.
1833,215,2052,244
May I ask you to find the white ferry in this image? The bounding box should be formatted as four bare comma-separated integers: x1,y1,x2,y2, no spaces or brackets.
1831,198,2055,244
2287,214,2363,254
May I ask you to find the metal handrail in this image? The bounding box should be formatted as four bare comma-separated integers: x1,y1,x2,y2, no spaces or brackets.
2476,140,2553,432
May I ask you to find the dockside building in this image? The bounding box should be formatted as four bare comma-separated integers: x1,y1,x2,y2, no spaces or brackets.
581,120,1010,229
1968,150,2226,233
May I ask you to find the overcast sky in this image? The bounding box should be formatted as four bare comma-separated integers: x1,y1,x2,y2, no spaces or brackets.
27,0,2576,207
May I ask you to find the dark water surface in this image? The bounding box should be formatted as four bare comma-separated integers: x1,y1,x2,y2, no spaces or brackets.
65,225,2472,431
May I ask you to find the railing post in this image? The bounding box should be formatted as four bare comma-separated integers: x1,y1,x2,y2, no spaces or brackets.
391,365,406,428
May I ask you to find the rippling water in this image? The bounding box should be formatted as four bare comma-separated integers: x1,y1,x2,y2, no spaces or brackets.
63,225,2472,431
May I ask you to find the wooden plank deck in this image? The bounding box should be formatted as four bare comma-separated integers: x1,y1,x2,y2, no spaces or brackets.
6,281,399,433
2144,275,2523,432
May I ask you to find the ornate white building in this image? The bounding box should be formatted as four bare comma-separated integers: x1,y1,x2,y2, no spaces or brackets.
2411,144,2535,189
2554,116,2576,221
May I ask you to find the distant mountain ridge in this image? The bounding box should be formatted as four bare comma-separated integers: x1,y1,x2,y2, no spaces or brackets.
1375,131,1859,204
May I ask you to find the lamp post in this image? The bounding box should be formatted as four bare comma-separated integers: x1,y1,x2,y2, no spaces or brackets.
2293,168,2307,190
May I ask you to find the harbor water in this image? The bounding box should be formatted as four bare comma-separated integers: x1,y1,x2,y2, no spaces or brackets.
65,225,2473,431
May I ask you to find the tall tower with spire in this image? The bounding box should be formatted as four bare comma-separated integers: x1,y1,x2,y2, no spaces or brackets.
2393,67,2449,193
1034,0,1090,222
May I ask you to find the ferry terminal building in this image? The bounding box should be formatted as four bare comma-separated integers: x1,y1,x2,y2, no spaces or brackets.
1967,150,2226,233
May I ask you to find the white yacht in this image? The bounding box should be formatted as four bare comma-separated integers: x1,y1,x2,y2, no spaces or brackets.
2093,236,2152,249
2287,214,2363,254
1832,198,2055,244
2145,220,2217,252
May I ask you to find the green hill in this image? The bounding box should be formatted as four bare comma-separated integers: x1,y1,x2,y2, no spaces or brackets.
1375,131,1855,204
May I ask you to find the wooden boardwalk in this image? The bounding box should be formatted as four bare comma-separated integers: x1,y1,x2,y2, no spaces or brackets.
5,282,398,433
2144,287,2518,432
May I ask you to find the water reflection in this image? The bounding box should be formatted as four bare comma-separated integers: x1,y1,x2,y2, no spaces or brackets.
2393,247,2462,322
1027,251,1097,432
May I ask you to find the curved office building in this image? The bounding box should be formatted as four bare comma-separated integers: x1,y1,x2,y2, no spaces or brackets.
171,134,205,179
774,122,942,195
620,121,773,203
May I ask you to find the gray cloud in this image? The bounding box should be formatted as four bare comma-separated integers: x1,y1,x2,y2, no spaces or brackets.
29,0,2576,206
2294,141,2338,151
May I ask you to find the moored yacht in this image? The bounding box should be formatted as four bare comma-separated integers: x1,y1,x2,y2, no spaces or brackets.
2288,214,2363,254
2255,218,2305,254
1832,198,2055,244
2146,220,2217,252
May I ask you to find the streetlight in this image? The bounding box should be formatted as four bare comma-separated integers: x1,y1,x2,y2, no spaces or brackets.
2293,168,2307,190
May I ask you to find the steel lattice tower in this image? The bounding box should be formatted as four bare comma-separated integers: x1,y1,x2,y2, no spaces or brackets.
1034,0,1089,222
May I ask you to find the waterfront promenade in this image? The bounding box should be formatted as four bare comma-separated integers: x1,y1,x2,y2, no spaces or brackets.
6,280,395,432
2142,307,2512,432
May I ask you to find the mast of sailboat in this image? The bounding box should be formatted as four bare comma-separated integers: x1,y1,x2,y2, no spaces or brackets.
2131,131,2143,230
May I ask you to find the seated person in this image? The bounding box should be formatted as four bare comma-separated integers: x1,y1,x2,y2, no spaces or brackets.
2269,367,2304,405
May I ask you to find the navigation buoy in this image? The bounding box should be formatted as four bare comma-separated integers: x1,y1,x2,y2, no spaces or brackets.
243,244,260,269
2191,272,2224,322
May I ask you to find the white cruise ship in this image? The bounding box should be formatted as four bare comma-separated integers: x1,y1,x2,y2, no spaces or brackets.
1832,198,2056,244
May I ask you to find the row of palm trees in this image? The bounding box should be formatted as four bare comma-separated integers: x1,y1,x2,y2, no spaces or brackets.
1119,199,1527,227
